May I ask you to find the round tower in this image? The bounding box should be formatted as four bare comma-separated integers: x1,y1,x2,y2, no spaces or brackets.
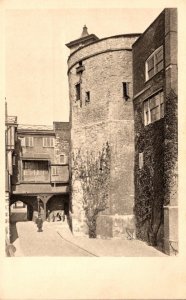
66,27,140,237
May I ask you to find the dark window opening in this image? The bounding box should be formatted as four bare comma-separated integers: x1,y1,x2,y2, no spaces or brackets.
85,91,90,103
123,82,130,100
75,83,81,101
13,154,16,166
76,61,85,73
22,160,49,181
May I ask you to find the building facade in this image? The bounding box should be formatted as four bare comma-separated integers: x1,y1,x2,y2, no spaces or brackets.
5,105,18,242
66,27,140,237
10,121,70,223
66,9,178,255
133,8,178,254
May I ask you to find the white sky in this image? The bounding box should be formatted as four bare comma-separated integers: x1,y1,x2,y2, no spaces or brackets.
5,7,164,125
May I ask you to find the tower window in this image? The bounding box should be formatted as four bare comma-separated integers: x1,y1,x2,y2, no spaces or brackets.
123,82,130,100
75,83,81,101
85,91,90,103
76,61,85,73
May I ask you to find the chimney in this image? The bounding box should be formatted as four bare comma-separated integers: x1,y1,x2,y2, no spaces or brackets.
81,25,89,38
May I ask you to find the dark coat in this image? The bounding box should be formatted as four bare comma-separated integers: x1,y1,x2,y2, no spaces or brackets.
36,217,43,228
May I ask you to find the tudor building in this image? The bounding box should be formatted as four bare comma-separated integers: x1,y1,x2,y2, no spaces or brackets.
10,121,70,222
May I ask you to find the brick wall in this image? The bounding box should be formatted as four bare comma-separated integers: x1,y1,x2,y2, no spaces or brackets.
133,8,178,254
133,10,165,96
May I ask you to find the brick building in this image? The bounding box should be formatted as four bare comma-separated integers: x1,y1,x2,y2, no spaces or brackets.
66,27,140,237
10,121,70,223
132,8,178,254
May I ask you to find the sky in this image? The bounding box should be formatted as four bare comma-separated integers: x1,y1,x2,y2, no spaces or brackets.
5,6,164,125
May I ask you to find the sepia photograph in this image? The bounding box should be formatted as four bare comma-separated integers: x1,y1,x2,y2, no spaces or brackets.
1,0,186,299
5,6,178,258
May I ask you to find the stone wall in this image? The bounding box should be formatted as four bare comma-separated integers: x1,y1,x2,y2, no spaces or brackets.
54,122,70,164
163,8,178,255
68,35,139,237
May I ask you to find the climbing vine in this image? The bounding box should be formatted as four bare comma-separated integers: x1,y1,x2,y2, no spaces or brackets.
72,142,111,238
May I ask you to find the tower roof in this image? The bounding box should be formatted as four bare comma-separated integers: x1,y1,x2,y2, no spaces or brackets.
66,25,99,52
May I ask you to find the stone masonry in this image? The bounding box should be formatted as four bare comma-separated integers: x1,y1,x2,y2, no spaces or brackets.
67,33,140,238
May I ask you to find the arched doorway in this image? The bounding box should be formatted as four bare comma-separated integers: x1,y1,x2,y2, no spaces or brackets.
10,200,34,222
46,194,69,222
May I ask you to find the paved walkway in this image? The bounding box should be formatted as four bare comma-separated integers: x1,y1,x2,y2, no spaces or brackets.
12,221,93,256
10,216,166,256
56,225,167,257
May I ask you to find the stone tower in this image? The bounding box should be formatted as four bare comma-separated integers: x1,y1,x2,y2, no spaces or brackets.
66,27,140,237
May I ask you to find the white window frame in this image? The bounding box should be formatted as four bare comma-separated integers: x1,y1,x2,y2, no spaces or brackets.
51,166,58,176
144,90,164,126
145,46,164,81
22,136,34,147
43,137,54,148
51,165,63,176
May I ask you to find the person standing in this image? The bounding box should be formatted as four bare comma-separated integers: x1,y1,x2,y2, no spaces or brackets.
36,215,43,232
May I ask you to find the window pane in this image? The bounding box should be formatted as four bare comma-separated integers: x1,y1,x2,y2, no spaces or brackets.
160,92,164,104
145,111,149,125
25,137,29,146
160,103,164,118
144,100,148,111
156,61,164,72
147,56,154,70
155,48,163,63
150,95,160,109
150,106,160,122
148,68,154,79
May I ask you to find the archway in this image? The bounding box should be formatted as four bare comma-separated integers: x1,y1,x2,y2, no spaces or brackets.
46,194,69,222
10,199,34,222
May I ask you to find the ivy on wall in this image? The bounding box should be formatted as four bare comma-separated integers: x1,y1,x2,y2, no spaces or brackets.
134,114,165,248
72,142,111,238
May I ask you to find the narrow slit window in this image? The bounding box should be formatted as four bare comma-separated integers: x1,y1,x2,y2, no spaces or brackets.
139,152,144,169
75,83,81,101
123,82,130,100
85,91,90,103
